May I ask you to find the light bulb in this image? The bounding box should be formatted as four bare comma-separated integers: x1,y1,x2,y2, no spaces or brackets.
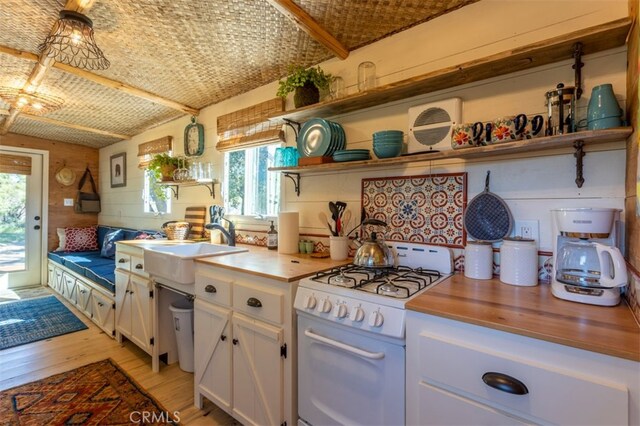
24,85,36,94
16,97,28,106
32,103,43,110
70,29,83,45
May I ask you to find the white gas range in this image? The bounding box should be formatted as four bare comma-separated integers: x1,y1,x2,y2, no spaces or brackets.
294,241,453,426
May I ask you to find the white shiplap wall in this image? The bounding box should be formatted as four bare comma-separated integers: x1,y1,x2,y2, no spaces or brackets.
99,0,628,253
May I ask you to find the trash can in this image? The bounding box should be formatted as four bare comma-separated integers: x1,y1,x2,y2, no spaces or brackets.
169,300,194,372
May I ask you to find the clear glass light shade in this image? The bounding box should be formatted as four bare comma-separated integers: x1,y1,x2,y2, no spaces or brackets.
39,10,110,70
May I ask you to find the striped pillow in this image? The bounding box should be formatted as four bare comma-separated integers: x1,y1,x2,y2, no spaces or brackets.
185,206,207,240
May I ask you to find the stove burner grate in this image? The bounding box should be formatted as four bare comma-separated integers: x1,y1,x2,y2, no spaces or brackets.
311,265,442,298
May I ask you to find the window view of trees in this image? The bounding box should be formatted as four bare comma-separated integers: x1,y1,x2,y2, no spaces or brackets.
224,144,280,217
0,173,26,271
144,170,170,214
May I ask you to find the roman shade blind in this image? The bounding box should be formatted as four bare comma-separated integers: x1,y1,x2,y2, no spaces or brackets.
137,136,173,168
0,153,32,175
216,98,285,152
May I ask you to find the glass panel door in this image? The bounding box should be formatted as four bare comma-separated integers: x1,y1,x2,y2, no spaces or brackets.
0,149,43,289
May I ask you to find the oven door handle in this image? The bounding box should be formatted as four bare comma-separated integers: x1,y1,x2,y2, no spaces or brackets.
304,329,385,360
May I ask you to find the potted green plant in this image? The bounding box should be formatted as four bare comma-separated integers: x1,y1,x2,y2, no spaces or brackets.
147,153,182,182
277,65,332,108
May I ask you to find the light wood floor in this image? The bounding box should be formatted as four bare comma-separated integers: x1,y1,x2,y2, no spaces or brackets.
0,287,237,425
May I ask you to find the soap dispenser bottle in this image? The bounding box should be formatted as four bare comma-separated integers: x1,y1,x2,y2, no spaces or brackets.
267,220,278,250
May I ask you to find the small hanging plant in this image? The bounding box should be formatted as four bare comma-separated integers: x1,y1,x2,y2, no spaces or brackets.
277,65,332,107
147,153,182,182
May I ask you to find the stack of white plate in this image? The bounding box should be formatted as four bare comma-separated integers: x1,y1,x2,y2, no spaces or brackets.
297,118,346,157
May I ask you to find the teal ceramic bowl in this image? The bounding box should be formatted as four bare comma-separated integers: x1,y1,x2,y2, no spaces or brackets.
373,144,402,158
373,130,404,138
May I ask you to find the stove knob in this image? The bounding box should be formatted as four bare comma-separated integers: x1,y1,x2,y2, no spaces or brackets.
303,294,317,310
317,298,332,313
368,310,384,328
349,306,365,322
332,303,348,319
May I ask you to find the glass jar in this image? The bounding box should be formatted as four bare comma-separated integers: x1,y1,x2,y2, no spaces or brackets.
357,61,376,92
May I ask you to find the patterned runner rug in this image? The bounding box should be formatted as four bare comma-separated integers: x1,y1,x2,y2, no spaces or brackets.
0,359,178,425
0,295,88,351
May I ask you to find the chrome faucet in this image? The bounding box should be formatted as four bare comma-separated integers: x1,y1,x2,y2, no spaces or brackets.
205,218,236,246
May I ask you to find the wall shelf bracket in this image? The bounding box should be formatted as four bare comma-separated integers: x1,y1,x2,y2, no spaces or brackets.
572,42,584,100
573,140,585,188
283,172,301,196
283,118,301,139
158,180,216,200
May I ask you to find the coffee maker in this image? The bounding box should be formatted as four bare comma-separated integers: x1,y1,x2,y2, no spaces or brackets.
551,208,628,306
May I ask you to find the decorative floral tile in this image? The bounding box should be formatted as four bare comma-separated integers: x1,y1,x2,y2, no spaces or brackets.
361,173,467,248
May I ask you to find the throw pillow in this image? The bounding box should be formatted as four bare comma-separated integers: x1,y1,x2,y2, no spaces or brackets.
55,228,66,251
64,226,99,252
101,229,125,258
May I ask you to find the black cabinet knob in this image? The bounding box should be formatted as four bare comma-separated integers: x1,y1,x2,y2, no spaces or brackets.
34,225,41,230
247,297,262,308
205,285,217,293
232,338,239,345
482,372,528,395
135,264,143,269
220,334,227,341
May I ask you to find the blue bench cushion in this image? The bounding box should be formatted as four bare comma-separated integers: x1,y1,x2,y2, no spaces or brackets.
50,226,164,295
84,265,116,293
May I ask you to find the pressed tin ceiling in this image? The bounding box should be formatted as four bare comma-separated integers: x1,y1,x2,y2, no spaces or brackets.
0,0,478,148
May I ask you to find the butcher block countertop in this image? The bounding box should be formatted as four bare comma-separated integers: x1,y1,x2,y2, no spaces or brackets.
406,274,640,362
196,245,352,282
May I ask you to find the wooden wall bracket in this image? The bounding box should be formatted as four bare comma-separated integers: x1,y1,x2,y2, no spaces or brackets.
573,140,585,188
283,172,301,196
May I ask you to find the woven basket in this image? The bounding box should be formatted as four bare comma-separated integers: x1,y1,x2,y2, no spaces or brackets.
163,221,190,240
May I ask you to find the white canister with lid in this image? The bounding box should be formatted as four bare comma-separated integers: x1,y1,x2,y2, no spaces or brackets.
500,237,538,286
464,241,493,280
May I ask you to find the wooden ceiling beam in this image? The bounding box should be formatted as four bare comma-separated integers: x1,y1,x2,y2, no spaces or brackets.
266,0,349,59
0,44,200,116
20,113,131,140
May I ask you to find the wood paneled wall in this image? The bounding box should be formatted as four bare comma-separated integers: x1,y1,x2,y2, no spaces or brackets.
626,0,639,271
0,133,99,251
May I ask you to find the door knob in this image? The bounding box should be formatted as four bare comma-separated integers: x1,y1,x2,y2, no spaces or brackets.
34,225,41,230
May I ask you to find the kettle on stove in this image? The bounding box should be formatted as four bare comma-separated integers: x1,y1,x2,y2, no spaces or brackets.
351,219,395,268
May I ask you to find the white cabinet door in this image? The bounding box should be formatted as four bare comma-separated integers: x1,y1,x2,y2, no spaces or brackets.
53,268,64,293
232,313,284,426
129,275,153,353
417,381,531,425
91,291,114,335
194,300,232,411
62,272,77,303
114,270,132,339
75,281,92,317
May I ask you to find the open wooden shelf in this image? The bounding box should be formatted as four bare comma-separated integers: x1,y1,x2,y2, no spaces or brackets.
268,18,631,123
269,128,632,174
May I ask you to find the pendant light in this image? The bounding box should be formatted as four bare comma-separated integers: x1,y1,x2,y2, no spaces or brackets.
0,87,64,115
39,10,110,70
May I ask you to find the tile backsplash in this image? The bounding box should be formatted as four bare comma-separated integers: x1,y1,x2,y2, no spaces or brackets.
361,173,467,248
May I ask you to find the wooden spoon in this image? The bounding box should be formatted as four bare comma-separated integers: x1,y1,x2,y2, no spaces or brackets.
341,210,352,235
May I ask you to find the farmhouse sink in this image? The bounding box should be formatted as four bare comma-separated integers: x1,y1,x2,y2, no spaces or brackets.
144,242,247,285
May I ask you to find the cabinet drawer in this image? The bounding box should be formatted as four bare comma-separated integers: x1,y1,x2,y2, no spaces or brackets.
130,255,148,278
233,283,283,324
417,333,628,425
115,253,131,271
195,275,232,307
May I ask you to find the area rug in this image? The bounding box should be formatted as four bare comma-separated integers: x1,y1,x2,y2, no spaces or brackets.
0,359,178,425
0,295,88,350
